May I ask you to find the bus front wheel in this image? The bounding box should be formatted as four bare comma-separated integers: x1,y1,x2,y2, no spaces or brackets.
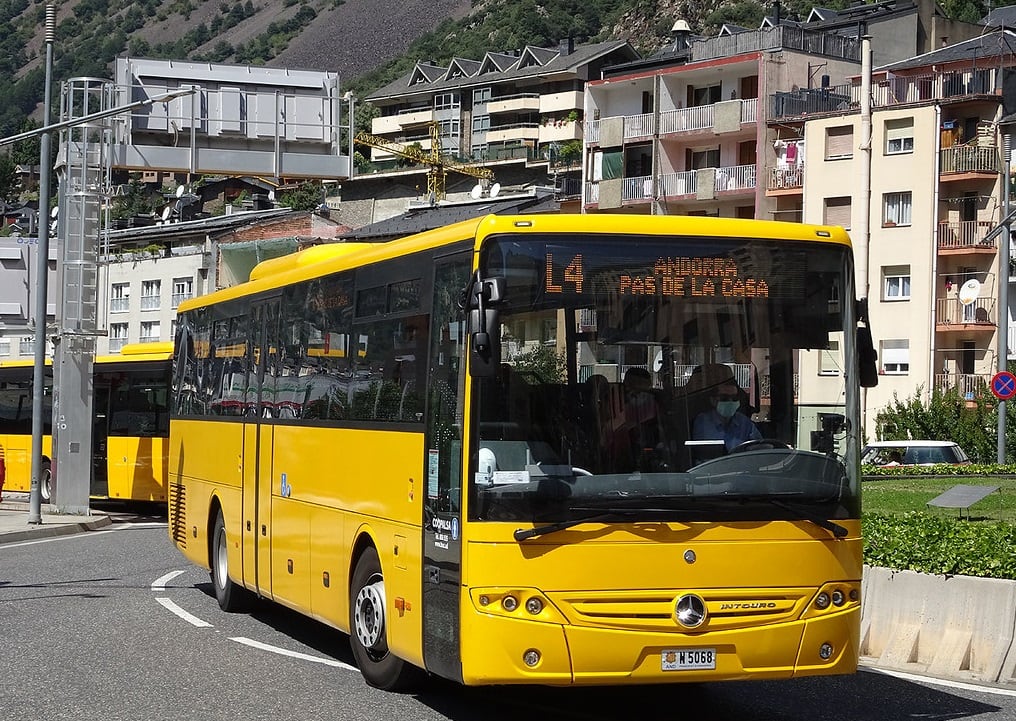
211,510,250,612
349,547,418,690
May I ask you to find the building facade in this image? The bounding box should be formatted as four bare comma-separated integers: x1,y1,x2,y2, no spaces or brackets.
801,32,1016,423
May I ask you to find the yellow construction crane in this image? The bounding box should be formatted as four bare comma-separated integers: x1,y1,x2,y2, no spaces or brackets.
354,122,494,202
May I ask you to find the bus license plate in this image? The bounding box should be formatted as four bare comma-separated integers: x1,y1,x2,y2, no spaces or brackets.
662,648,716,671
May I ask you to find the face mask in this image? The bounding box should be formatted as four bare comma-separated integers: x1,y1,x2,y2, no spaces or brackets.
716,400,740,419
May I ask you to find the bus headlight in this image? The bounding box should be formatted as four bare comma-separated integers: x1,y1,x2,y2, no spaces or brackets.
525,597,544,615
814,592,830,609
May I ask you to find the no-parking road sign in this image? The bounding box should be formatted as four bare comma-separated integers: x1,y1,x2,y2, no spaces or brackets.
990,371,1016,401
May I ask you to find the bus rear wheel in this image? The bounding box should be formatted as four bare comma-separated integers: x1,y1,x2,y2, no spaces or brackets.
211,510,250,612
349,547,419,690
40,461,52,502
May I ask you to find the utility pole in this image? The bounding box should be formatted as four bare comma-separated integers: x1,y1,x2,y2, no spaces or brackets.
28,4,56,524
999,129,1011,464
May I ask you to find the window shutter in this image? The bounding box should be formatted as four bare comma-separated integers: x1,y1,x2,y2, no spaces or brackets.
825,126,853,158
824,197,851,228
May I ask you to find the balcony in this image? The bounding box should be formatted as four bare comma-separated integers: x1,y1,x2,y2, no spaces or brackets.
767,166,804,193
940,145,998,175
538,119,581,144
140,295,160,311
715,164,756,193
936,297,996,329
934,372,991,401
539,90,582,114
622,175,654,203
937,220,995,254
659,171,696,197
110,297,129,313
486,122,539,144
109,337,127,353
488,93,540,115
660,105,713,134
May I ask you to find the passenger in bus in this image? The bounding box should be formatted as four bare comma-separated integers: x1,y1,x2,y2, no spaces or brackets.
691,373,762,451
611,368,665,470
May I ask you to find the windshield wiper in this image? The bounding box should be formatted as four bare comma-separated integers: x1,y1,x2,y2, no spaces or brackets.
513,508,683,542
736,495,848,538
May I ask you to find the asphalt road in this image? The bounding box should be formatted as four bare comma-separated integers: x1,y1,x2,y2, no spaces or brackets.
1,509,1014,721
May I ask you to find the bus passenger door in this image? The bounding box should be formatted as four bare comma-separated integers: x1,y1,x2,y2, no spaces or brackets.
242,299,279,600
91,377,111,498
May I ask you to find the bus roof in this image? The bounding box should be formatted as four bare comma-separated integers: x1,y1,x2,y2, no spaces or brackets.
177,214,851,313
95,342,174,364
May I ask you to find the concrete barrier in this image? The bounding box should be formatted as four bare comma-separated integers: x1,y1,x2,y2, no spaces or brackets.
861,565,1016,685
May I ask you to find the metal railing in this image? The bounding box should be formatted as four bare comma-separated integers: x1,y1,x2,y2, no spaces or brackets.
622,174,654,202
937,220,994,250
659,170,696,197
940,145,999,174
936,297,996,325
768,166,804,190
624,112,655,139
109,337,127,353
715,164,756,191
933,373,991,400
110,297,129,313
140,295,160,311
659,105,713,134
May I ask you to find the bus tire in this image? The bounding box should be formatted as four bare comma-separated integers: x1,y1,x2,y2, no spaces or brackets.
349,546,419,690
40,461,52,502
211,510,250,612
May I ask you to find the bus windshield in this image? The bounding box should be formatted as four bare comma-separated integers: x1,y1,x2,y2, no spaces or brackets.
469,233,859,526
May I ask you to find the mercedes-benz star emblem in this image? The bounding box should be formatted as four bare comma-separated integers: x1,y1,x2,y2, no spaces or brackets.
674,593,707,628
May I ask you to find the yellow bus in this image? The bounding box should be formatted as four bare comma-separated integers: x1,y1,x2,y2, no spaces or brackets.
168,214,877,690
0,342,172,503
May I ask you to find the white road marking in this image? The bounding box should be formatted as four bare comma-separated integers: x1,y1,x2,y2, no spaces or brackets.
862,666,1016,697
0,529,116,549
151,569,186,592
231,636,357,671
156,596,213,627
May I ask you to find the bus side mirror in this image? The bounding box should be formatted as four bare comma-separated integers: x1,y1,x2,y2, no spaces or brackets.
856,299,878,388
467,276,505,378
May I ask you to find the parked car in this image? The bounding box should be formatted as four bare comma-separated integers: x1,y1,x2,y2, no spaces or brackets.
861,440,971,467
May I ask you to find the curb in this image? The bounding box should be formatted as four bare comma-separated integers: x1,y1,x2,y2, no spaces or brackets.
0,516,112,545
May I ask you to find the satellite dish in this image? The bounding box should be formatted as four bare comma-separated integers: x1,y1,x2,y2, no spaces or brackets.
268,190,276,201
176,185,185,198
50,206,59,218
161,206,172,221
958,278,981,306
489,182,501,198
470,183,483,200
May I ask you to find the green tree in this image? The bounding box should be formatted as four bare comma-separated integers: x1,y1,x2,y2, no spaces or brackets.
277,181,323,211
872,380,1016,463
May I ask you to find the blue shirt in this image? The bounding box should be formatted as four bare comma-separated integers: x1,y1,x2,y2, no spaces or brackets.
692,410,762,451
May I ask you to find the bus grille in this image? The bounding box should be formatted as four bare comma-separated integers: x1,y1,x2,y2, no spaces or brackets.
168,483,187,549
548,588,813,632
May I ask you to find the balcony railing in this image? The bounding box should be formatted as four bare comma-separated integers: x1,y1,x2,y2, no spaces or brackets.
768,166,804,190
940,145,999,174
769,67,1000,121
585,182,599,204
172,292,192,309
140,295,160,311
660,105,713,134
622,175,654,202
110,297,129,313
937,220,994,250
659,170,696,197
715,164,756,191
109,337,127,353
936,297,996,325
934,373,991,400
624,112,655,139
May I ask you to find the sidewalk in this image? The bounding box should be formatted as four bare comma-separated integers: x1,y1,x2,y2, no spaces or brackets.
0,492,112,544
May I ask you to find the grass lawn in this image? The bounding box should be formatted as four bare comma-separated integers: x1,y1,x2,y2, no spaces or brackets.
862,474,1016,522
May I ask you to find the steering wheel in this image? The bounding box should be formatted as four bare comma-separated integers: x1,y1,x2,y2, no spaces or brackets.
730,438,793,453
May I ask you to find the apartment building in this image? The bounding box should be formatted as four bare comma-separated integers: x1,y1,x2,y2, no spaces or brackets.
347,39,639,222
581,0,980,221
799,31,1016,420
